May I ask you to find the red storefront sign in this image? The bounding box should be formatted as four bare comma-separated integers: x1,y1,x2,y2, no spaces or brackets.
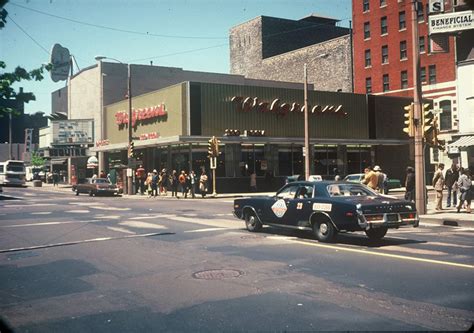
115,104,167,127
139,132,159,140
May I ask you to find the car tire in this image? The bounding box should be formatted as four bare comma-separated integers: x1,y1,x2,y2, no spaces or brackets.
365,227,388,240
89,191,94,197
245,211,262,232
313,218,336,242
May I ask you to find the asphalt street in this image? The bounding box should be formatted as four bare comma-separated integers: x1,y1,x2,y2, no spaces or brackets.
0,186,473,332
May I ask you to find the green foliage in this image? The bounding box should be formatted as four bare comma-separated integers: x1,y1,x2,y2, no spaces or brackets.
30,151,46,167
0,0,7,29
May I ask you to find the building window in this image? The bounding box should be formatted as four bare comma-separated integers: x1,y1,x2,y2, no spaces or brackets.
380,0,387,6
429,65,436,84
383,74,389,92
363,0,369,12
401,70,408,89
382,45,389,64
399,11,406,30
439,100,452,131
420,67,426,83
417,4,424,21
419,36,425,53
364,22,370,39
381,16,388,35
365,49,371,67
400,41,407,60
366,77,372,94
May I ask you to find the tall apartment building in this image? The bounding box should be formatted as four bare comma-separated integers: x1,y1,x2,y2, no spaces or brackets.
352,0,459,165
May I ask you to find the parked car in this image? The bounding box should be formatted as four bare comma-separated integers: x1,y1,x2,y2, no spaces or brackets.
343,173,401,193
233,181,419,242
74,178,119,196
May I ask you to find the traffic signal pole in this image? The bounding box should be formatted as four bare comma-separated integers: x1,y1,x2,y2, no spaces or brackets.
411,1,426,214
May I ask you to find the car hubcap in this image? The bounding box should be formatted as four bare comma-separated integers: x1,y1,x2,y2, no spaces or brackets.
320,223,328,235
248,216,255,226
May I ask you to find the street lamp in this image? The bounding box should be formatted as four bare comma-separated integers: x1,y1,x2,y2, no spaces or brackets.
95,55,133,195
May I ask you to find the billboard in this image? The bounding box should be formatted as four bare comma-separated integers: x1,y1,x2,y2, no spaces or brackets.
52,120,94,145
429,10,474,34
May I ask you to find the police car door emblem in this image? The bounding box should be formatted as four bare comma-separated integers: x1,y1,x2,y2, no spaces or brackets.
272,199,288,218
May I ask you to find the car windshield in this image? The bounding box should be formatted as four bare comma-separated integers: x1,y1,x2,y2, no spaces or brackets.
344,175,362,182
94,178,110,184
327,184,377,197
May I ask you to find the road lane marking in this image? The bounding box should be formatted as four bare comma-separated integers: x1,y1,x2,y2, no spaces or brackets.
107,226,136,234
184,227,239,233
0,232,175,253
0,220,102,228
89,206,131,211
426,241,473,249
66,210,90,213
130,214,176,220
30,212,52,215
3,203,56,208
119,221,167,229
272,237,474,269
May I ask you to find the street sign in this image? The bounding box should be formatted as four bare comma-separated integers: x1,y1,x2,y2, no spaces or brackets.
429,0,444,14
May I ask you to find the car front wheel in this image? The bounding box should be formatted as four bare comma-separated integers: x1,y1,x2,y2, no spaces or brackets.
245,211,262,232
313,218,336,242
365,227,388,240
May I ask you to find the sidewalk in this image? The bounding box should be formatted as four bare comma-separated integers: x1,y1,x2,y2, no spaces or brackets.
27,182,473,228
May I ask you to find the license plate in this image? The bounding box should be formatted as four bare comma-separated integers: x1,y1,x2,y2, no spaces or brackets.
386,214,398,222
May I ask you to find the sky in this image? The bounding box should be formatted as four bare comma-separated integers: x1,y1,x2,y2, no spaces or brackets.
1,0,351,115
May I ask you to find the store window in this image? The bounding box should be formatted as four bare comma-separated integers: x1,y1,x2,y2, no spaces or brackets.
313,145,338,176
171,145,189,173
380,0,386,7
278,145,303,176
240,144,266,177
439,100,452,131
347,146,372,175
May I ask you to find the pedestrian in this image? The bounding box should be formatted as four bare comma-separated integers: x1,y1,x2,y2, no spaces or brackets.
199,170,208,198
456,168,472,213
160,169,169,196
52,171,59,187
445,163,459,208
179,170,187,198
374,165,387,194
151,169,159,197
404,166,415,202
99,170,107,178
333,168,341,181
135,165,146,195
250,171,257,192
432,163,445,211
145,172,153,198
362,166,378,191
188,170,197,198
171,170,179,197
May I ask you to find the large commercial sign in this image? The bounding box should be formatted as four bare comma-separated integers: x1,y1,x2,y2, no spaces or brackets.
50,43,71,82
428,0,444,14
52,120,94,145
429,10,474,34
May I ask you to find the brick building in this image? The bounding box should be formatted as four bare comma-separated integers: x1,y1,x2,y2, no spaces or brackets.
352,0,459,166
230,14,353,92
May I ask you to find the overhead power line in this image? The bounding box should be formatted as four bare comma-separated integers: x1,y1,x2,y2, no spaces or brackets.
8,16,50,55
9,3,228,40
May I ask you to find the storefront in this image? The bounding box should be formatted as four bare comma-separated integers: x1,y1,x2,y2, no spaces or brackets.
92,81,410,192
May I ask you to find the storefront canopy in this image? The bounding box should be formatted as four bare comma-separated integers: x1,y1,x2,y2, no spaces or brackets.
449,135,474,148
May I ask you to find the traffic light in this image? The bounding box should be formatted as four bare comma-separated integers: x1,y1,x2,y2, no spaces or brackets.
128,141,135,158
430,116,446,151
208,137,214,157
212,136,221,157
422,104,434,139
403,103,414,137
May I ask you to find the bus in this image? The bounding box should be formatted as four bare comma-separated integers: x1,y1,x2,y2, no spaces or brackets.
0,160,26,186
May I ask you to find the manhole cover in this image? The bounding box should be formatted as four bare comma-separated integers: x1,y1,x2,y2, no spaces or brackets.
192,269,243,280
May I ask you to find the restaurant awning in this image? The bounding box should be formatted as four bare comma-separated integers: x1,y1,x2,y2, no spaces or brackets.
449,136,474,148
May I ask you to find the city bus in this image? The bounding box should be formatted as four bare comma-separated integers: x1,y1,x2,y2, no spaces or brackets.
0,160,26,186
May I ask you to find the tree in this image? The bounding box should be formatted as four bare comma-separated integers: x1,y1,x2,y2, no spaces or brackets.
30,151,46,167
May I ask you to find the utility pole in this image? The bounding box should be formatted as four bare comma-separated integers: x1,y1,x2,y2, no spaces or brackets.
304,64,310,181
127,63,133,195
411,0,426,214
